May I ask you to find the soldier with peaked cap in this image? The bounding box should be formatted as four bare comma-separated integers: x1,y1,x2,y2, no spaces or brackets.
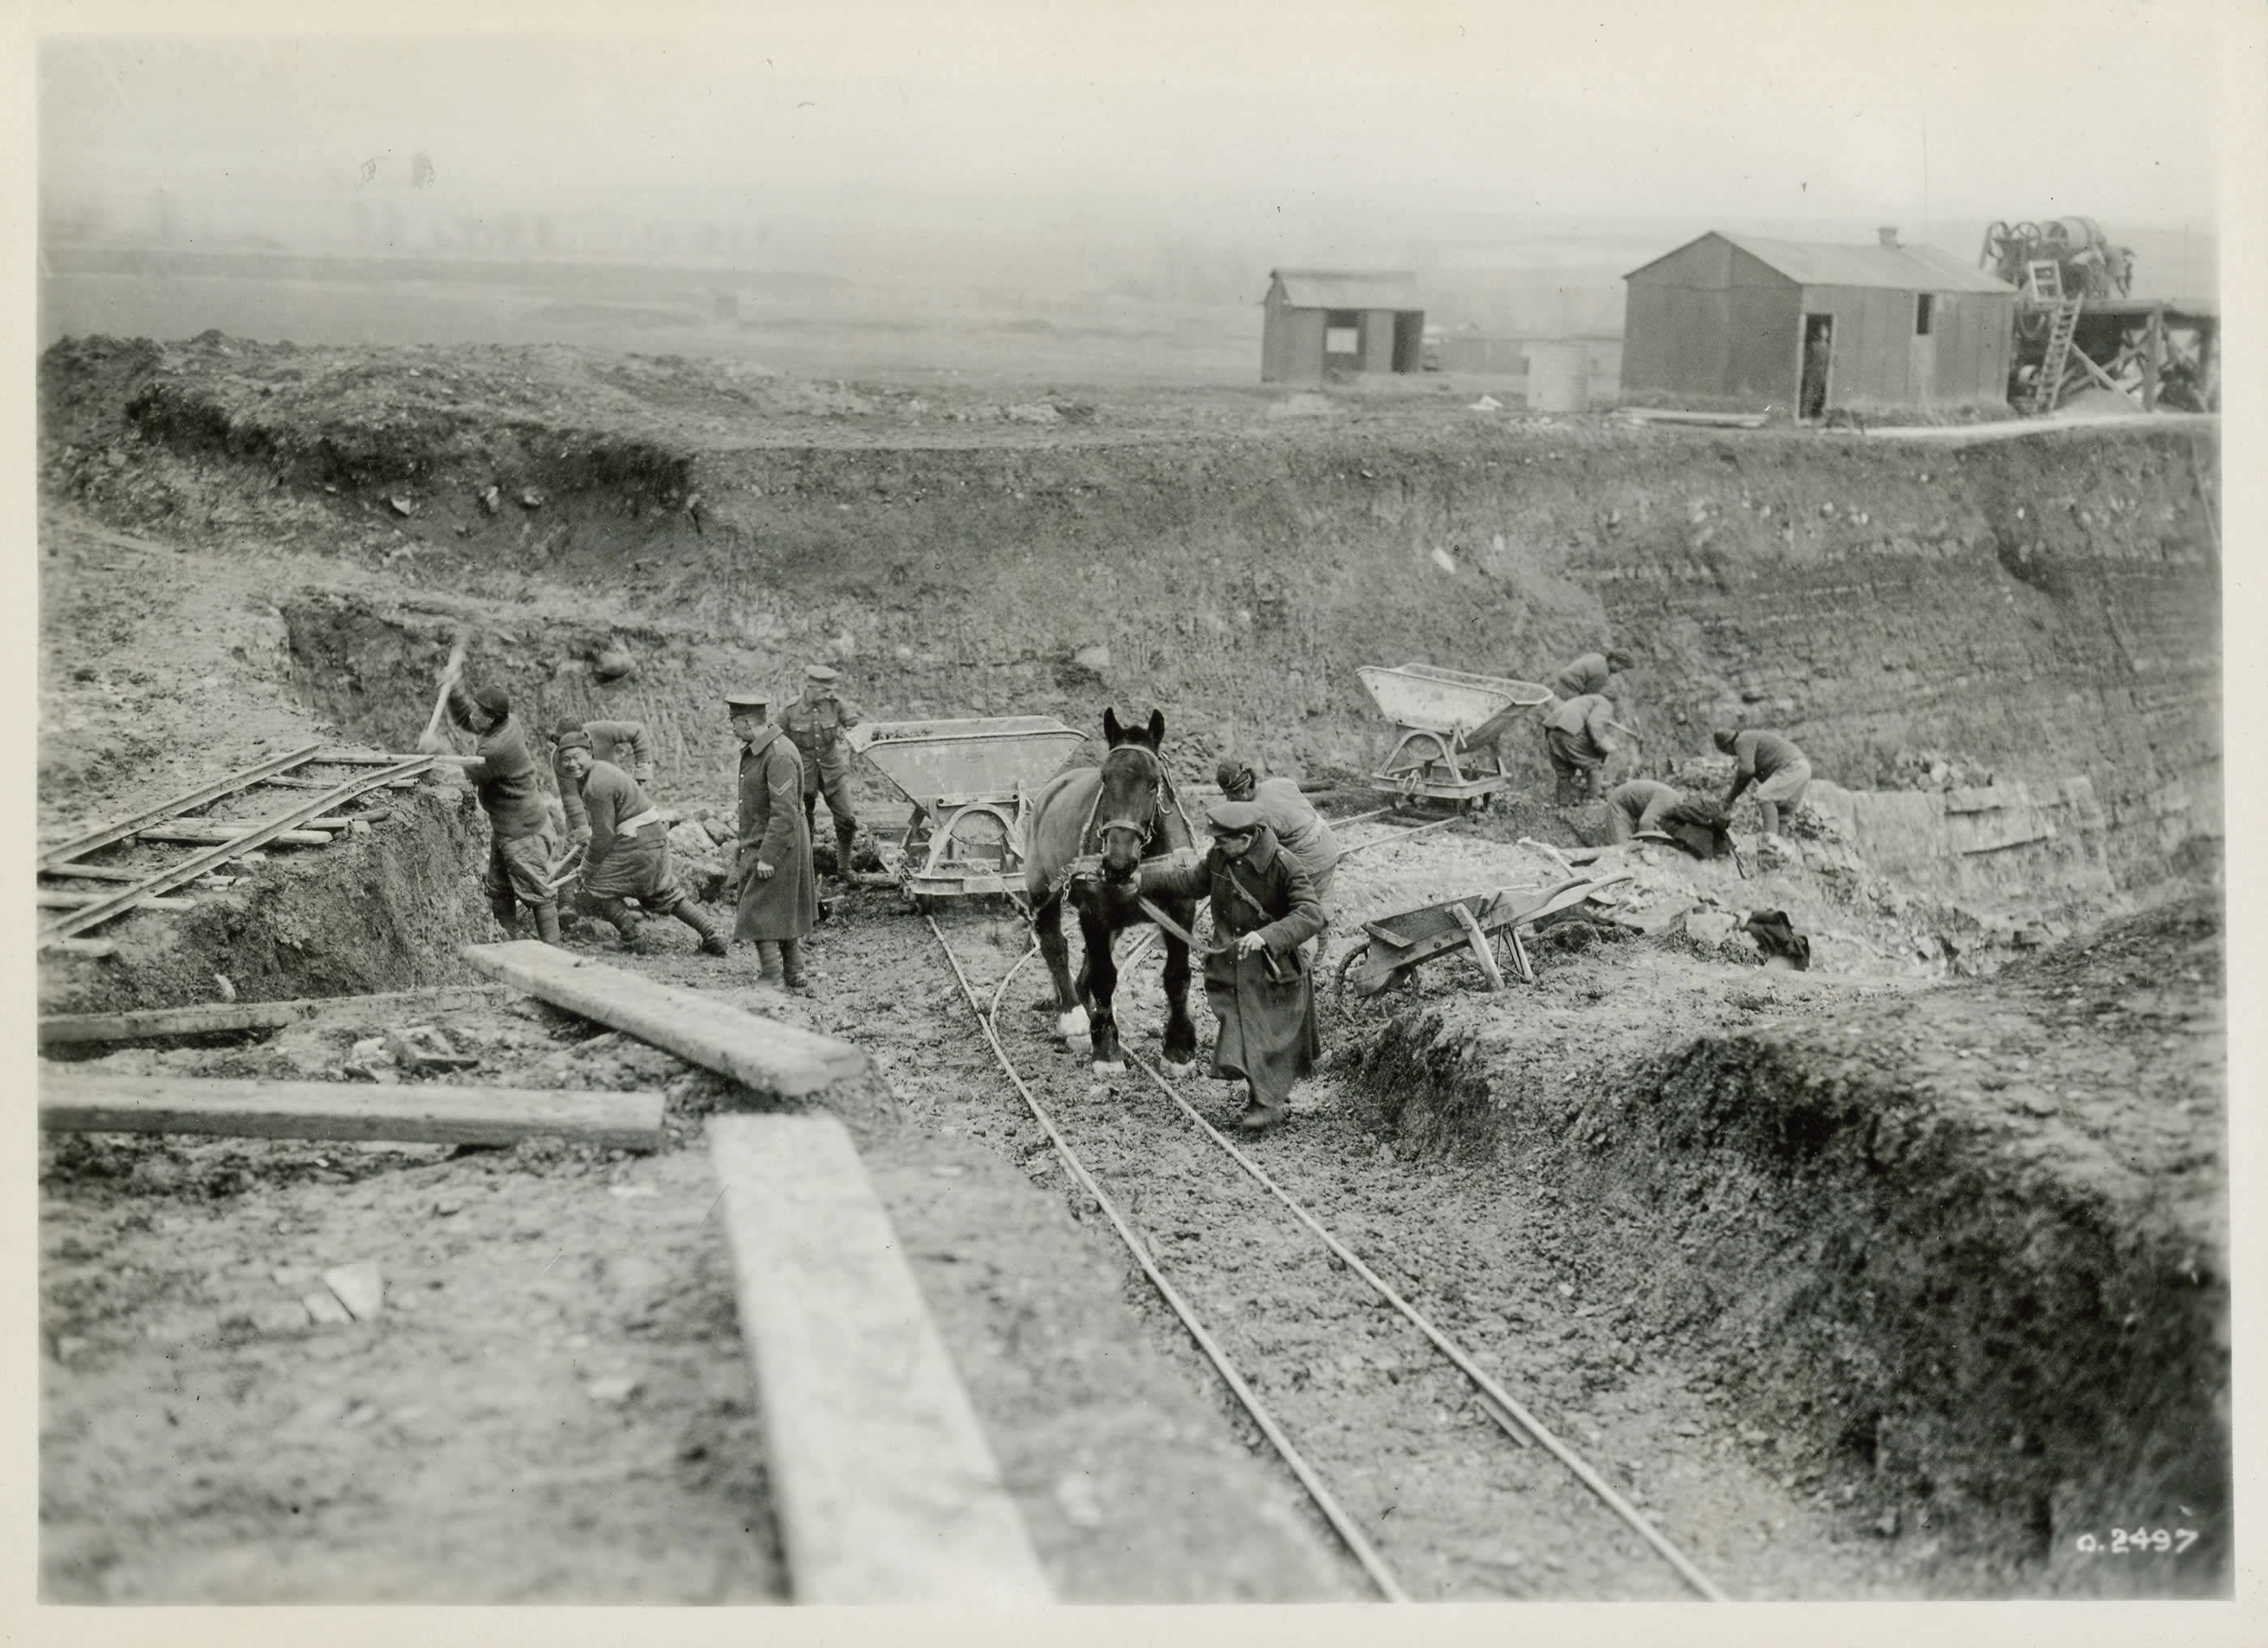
727,688,819,990
1137,798,1325,1134
779,662,863,879
556,729,729,955
420,681,562,946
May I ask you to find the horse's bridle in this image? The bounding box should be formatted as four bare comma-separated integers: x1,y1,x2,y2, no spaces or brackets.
1093,744,1162,858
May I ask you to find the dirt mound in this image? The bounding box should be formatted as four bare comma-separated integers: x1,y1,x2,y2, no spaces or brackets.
1345,893,2226,1595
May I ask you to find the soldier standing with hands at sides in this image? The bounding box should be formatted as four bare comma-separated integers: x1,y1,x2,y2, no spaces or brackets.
728,689,819,992
420,681,561,946
782,663,863,880
1137,800,1325,1134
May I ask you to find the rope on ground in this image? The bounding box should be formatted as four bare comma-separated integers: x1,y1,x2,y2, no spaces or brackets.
925,920,1409,1604
1121,1047,1731,1603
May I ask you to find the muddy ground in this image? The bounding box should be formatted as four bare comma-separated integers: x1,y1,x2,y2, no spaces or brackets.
35,340,2226,1603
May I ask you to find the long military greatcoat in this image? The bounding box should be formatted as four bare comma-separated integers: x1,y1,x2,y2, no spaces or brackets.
1140,826,1325,1108
733,724,817,941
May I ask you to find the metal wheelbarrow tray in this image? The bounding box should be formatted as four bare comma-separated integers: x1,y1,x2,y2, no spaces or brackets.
846,716,1087,902
1357,663,1554,807
1336,873,1631,999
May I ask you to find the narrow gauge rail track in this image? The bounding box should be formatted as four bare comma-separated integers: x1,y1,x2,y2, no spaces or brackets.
927,916,1727,1603
38,749,435,947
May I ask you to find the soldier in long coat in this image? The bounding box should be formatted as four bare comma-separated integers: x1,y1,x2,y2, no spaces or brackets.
728,689,818,990
779,663,863,877
1137,800,1325,1134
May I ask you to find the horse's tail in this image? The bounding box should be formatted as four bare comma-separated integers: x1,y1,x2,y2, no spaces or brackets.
1024,768,1100,903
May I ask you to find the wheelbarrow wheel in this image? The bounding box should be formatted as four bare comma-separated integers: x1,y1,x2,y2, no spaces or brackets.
1333,942,1371,1010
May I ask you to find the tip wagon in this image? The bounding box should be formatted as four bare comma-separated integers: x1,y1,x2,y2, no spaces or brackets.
1357,663,1554,807
846,715,1087,906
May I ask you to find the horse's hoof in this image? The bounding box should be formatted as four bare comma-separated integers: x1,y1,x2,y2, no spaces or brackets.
1092,1060,1126,1075
1058,1007,1090,1043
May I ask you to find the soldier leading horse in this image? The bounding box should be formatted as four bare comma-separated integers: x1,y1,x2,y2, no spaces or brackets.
1023,707,1200,1072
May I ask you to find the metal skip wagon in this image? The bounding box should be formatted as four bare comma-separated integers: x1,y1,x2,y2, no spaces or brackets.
1357,663,1554,807
846,716,1087,907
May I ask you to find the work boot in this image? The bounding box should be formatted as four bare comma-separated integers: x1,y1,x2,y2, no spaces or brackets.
674,899,730,956
1235,1088,1286,1134
781,937,811,993
533,901,562,946
755,940,787,988
834,822,860,880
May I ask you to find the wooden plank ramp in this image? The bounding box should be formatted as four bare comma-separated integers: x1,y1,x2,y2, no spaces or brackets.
463,941,868,1098
40,985,509,1047
709,1114,1050,1603
39,1069,663,1151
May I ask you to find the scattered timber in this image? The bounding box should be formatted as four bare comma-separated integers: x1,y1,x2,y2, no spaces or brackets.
39,1069,663,1151
463,941,870,1097
39,985,510,1047
709,1114,1051,1603
37,890,197,912
134,824,335,846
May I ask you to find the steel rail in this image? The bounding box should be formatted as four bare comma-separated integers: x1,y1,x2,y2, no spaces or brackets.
40,756,435,943
926,917,1409,1604
37,743,329,871
1334,812,1466,861
1120,1045,1729,1602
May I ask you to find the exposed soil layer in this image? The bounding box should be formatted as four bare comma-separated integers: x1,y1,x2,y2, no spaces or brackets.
1349,892,2228,1595
40,334,2220,889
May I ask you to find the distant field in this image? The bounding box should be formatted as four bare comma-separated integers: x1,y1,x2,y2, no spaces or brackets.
38,250,1619,399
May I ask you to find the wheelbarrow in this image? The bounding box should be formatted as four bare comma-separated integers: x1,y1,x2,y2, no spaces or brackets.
1356,662,1554,809
1334,873,1631,1001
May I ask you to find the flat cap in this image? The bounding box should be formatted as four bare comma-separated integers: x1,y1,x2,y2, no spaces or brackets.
1214,758,1254,792
555,728,593,752
470,685,511,719
723,688,769,711
1206,800,1265,835
805,663,839,683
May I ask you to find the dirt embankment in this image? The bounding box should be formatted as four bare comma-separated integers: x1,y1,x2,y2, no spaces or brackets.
1347,894,2227,1595
39,783,499,1019
40,334,2219,894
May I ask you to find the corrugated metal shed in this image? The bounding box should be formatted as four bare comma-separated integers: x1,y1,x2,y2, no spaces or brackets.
1626,233,2014,294
1272,270,1421,310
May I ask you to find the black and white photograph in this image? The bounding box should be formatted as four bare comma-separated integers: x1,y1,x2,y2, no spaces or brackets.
20,0,2258,1630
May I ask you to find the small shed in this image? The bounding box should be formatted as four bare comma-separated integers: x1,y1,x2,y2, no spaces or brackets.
1262,270,1425,383
1618,229,2017,418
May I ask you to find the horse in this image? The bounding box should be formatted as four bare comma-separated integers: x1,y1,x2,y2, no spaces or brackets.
1022,707,1200,1073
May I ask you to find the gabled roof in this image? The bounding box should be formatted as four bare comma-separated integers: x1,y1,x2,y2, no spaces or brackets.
1268,268,1422,310
1625,232,2017,294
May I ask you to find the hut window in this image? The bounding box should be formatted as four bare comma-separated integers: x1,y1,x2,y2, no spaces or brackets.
1325,310,1361,355
1915,294,1934,336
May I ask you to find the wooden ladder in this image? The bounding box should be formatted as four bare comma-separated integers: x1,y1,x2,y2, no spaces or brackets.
2027,260,2083,413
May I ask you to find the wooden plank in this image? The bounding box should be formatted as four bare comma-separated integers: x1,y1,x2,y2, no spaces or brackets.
39,1069,663,1151
40,985,510,1047
38,890,197,912
463,941,869,1098
709,1115,1050,1603
47,939,117,959
135,824,335,846
40,863,237,886
311,749,422,765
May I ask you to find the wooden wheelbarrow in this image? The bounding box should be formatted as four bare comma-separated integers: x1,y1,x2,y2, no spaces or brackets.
1334,873,1631,1000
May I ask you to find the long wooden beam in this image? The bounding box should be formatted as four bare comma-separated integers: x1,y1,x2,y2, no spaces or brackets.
709,1115,1050,1603
39,1069,665,1150
39,985,509,1047
132,824,335,846
463,941,869,1097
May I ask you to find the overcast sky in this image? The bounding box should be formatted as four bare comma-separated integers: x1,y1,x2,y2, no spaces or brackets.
39,0,2238,242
